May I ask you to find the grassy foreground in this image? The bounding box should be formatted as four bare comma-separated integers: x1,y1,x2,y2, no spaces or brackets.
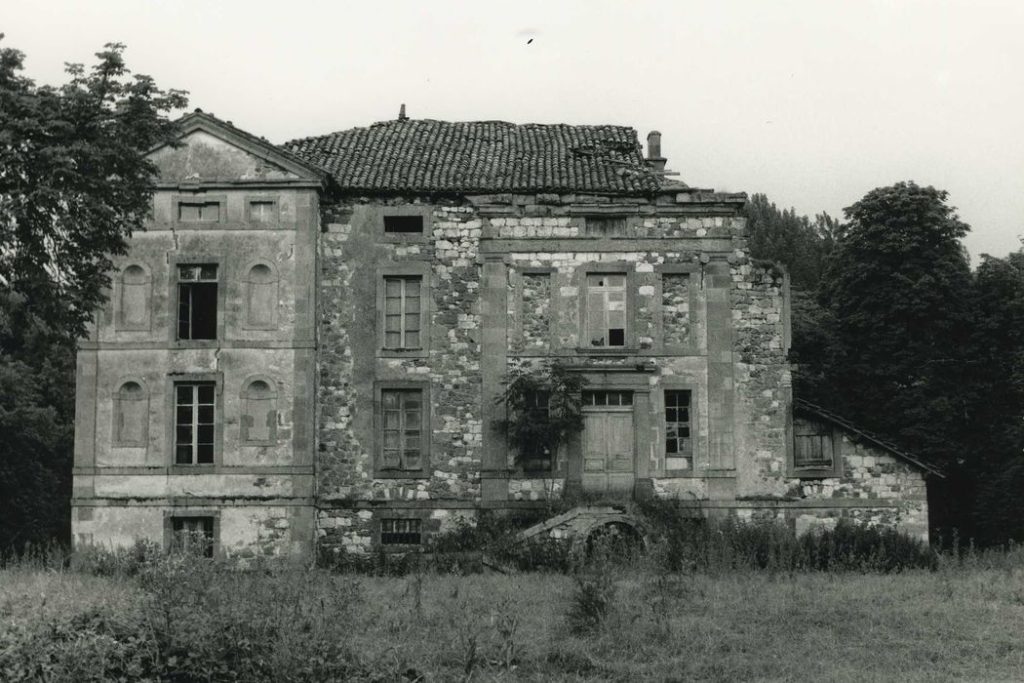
2,557,1024,682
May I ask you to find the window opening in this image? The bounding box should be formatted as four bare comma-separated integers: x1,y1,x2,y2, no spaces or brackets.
383,276,422,349
586,274,627,347
175,382,216,465
177,264,218,340
384,215,424,233
178,202,220,222
381,389,423,471
171,516,214,557
665,390,693,466
381,518,422,545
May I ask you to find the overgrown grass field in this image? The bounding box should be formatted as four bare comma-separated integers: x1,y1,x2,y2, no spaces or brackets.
3,549,1024,682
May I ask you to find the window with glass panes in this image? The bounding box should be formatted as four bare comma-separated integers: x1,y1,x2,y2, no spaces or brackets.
177,264,218,340
383,276,422,349
170,516,214,557
586,274,627,347
665,390,693,465
582,390,633,407
380,389,423,471
175,382,215,464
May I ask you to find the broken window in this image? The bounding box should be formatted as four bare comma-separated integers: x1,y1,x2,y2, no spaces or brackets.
665,390,693,468
245,263,278,328
175,382,216,465
171,516,214,557
177,264,218,340
380,518,422,545
586,274,627,347
383,276,422,349
584,216,626,237
384,215,423,234
793,419,834,469
241,379,276,443
113,381,147,446
583,391,633,407
380,389,423,471
178,201,221,223
249,200,276,223
521,391,554,472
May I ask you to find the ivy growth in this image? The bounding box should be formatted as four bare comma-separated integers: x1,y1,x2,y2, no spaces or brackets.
494,362,587,470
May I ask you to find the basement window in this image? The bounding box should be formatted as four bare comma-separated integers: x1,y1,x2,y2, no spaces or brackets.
384,215,424,234
177,264,218,340
380,518,422,546
170,516,214,557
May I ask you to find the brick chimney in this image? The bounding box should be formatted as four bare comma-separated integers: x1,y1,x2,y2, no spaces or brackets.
646,130,667,172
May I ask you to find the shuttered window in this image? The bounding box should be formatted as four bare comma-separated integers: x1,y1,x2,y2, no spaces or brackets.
380,389,423,471
794,420,834,468
383,276,422,349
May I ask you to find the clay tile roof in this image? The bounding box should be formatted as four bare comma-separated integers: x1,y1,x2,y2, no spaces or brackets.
282,119,667,195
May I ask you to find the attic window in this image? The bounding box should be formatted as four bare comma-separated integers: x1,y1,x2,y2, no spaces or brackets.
585,217,626,237
384,215,423,234
178,201,221,223
249,200,276,223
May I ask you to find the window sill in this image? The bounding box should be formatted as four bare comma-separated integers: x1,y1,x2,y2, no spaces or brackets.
575,347,638,356
379,348,428,358
169,464,217,473
172,339,221,349
374,469,431,480
790,465,841,479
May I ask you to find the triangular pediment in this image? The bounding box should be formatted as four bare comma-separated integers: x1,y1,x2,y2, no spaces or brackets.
149,111,326,185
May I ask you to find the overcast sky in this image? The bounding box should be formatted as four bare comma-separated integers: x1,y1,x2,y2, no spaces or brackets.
7,0,1023,260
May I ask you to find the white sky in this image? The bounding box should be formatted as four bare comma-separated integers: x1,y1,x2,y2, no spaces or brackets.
6,0,1023,260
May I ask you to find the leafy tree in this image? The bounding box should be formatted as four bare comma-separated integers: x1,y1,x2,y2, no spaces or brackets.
742,193,837,291
494,361,587,471
816,182,974,473
966,248,1024,543
0,37,186,553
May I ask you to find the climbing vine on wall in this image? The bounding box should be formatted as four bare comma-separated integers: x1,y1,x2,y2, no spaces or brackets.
494,361,587,470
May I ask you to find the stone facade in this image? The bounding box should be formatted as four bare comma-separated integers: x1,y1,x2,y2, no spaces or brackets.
71,113,940,559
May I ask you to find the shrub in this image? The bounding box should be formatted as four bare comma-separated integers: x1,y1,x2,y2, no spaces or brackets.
566,546,617,635
70,539,162,577
637,499,937,573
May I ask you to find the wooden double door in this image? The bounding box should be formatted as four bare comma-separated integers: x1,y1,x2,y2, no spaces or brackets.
581,391,635,493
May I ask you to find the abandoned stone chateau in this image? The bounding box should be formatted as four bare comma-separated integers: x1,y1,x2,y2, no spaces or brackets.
70,109,942,559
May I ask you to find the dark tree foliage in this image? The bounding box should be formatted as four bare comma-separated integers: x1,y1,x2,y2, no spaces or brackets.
0,37,186,553
816,182,974,474
966,249,1024,544
742,193,837,291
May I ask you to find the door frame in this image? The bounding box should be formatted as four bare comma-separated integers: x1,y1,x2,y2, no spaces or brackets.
564,371,654,496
